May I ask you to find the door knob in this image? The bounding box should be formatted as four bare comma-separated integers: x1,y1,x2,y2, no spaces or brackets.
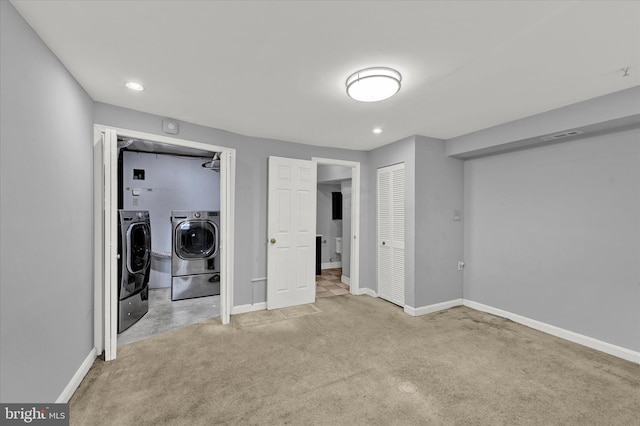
381,241,386,246
270,238,276,244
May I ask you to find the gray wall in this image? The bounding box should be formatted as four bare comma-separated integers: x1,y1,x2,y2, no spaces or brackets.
447,86,640,158
122,151,220,253
0,1,94,402
122,151,220,289
367,136,464,309
316,184,342,264
463,128,640,351
414,136,464,306
318,165,352,183
94,103,371,306
367,136,416,306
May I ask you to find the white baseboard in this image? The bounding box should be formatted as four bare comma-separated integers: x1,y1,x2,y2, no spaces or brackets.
321,262,342,270
230,294,639,364
463,299,640,365
404,298,464,317
231,302,267,315
341,275,350,285
352,287,377,297
56,347,97,403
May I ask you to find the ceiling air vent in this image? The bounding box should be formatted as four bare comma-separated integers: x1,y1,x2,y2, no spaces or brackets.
540,130,584,142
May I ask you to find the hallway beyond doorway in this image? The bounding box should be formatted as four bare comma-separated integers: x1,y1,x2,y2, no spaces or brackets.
316,268,349,298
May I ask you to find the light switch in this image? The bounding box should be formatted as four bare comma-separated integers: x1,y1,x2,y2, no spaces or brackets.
453,209,462,222
132,188,141,196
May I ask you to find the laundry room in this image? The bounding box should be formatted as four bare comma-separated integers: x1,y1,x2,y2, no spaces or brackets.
116,137,222,346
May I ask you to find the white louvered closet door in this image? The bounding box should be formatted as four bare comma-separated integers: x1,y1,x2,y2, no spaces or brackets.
377,163,405,306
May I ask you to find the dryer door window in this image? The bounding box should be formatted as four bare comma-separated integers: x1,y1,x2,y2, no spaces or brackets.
176,220,218,259
127,223,151,274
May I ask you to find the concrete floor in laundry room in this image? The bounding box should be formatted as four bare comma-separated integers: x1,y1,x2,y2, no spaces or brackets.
118,289,220,347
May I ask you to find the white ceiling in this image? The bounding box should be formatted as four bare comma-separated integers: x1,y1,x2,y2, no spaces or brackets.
11,0,640,150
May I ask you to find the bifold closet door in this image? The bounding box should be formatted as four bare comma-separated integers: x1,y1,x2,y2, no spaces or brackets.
377,163,405,306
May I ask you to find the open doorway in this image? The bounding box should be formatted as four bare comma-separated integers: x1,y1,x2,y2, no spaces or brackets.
94,126,235,361
116,138,222,346
316,171,349,296
312,158,360,296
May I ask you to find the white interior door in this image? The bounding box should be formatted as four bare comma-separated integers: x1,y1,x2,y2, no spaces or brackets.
219,150,233,325
102,128,118,361
267,156,317,309
377,163,405,306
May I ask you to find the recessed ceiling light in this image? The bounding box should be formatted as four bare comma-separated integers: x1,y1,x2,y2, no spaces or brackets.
125,81,144,91
346,67,401,102
372,127,383,134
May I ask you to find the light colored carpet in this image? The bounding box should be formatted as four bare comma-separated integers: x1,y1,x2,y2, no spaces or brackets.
70,295,640,425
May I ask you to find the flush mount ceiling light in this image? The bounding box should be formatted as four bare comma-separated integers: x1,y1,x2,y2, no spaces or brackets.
372,127,383,134
346,67,401,102
125,81,144,91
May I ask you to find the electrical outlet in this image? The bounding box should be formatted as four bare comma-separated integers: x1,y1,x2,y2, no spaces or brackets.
457,261,465,271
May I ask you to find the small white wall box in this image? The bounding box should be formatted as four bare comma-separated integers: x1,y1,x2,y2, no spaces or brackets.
162,119,179,134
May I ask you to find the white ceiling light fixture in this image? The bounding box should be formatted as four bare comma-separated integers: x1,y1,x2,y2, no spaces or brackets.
346,67,401,102
125,81,144,91
372,127,383,134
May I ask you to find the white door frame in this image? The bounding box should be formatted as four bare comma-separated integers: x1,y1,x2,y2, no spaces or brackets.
311,157,361,295
93,124,235,361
